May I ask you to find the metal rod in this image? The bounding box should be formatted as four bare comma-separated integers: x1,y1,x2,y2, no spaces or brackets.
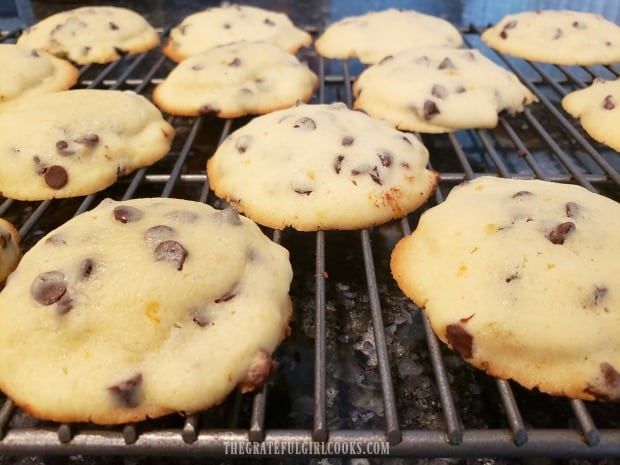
495,379,528,446
312,230,327,442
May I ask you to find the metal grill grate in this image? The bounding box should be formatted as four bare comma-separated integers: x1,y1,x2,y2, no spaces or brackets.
0,25,619,460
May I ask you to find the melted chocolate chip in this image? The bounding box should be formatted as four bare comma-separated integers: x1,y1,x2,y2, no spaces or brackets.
455,85,466,93
603,94,615,110
82,46,91,56
155,240,187,270
431,84,447,99
31,271,67,305
56,294,73,315
293,117,316,130
369,166,382,185
33,156,45,174
438,57,456,70
546,221,576,245
199,104,219,116
505,272,520,283
43,165,68,189
446,324,473,358
191,63,204,71
500,20,517,39
235,135,251,153
114,47,128,57
401,135,412,145
215,284,238,303
512,190,533,198
565,201,581,218
113,205,143,223
264,17,275,26
572,21,587,29
45,234,66,246
378,55,394,65
592,286,608,306
341,135,354,146
109,21,119,30
222,22,231,29
55,140,74,156
108,373,142,408
80,258,95,279
423,100,440,120
334,155,344,174
191,309,210,327
294,187,313,195
228,57,241,67
377,150,392,167
585,363,620,401
144,225,175,244
552,28,563,40
74,134,99,147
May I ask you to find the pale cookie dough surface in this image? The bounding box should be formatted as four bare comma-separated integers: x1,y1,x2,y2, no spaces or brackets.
391,176,620,401
207,103,438,231
16,6,159,65
315,8,463,65
562,79,620,152
163,4,312,63
0,219,20,284
353,47,537,133
0,197,293,424
481,10,620,65
0,89,174,201
0,44,78,110
153,41,318,118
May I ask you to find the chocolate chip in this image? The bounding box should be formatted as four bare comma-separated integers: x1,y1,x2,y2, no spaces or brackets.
199,104,219,116
191,64,204,71
565,201,581,218
423,100,440,120
438,57,456,70
294,187,313,195
401,135,413,145
572,20,587,29
82,46,91,56
222,22,231,29
191,309,210,327
31,271,66,305
293,117,316,130
378,55,394,65
113,205,143,223
341,135,354,146
431,84,447,99
546,221,576,245
446,324,473,358
512,190,533,198
455,85,466,93
155,240,187,270
74,134,99,147
108,373,142,408
215,284,238,303
33,156,45,174
43,165,68,189
56,294,73,315
228,57,241,67
603,95,615,110
109,21,119,30
144,225,175,244
214,207,241,225
592,286,608,306
45,234,66,246
505,272,520,283
369,166,382,185
552,28,563,40
55,140,74,156
377,150,392,167
235,135,251,153
116,166,126,178
334,155,344,174
113,47,128,57
264,17,275,26
0,231,10,249
500,20,517,39
585,363,620,401
80,258,95,279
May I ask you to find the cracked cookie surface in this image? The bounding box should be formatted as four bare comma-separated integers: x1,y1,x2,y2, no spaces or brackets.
0,198,293,424
391,176,620,401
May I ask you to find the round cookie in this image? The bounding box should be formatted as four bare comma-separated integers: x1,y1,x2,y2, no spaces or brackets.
0,89,174,200
207,102,438,231
0,44,78,110
391,176,620,401
481,10,620,65
153,41,318,118
0,197,293,424
562,78,620,152
16,6,159,65
0,218,20,284
162,5,312,63
315,8,463,65
353,47,537,133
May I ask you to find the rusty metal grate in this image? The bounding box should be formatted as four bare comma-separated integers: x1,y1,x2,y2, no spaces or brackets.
0,25,618,460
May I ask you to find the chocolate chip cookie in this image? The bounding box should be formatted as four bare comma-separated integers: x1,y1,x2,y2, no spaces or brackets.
0,198,293,424
0,218,20,284
207,102,438,231
0,89,174,200
153,41,318,118
391,176,620,401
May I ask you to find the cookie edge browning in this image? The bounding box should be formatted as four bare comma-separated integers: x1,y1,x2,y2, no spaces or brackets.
0,218,21,284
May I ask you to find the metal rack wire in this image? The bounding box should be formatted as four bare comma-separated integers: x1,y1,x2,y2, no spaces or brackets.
0,25,618,459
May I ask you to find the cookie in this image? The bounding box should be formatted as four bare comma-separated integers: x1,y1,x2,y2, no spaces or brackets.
315,8,463,65
162,4,312,63
0,218,20,284
0,89,174,200
153,41,318,118
481,10,620,65
353,47,537,133
0,197,293,424
391,176,620,401
16,6,159,65
207,102,438,231
562,78,620,152
0,44,78,110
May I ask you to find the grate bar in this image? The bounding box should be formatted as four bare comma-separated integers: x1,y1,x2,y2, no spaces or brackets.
161,117,202,198
447,133,476,179
312,230,328,442
495,380,527,446
0,399,15,439
181,414,199,444
476,129,514,177
248,385,267,442
570,399,600,447
360,229,401,445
